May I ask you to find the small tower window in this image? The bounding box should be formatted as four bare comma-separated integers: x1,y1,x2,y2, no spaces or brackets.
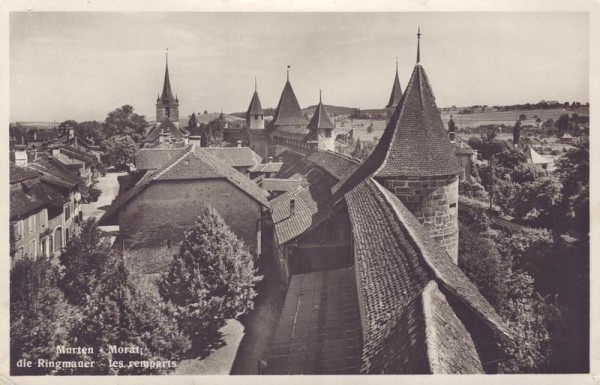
325,129,332,138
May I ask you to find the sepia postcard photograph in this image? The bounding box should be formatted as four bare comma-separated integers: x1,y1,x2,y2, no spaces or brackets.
2,1,597,384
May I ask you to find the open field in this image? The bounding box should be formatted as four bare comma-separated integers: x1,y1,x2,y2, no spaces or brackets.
440,107,589,129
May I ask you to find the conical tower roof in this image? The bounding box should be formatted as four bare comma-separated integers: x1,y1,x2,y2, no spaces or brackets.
159,52,175,102
307,92,335,131
374,63,461,177
271,79,307,127
247,91,263,116
333,30,461,198
386,60,403,108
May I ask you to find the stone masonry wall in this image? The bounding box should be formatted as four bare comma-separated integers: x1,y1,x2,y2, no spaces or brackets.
380,175,459,262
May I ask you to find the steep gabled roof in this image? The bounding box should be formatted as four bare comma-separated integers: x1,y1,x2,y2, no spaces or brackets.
345,178,511,373
306,97,335,131
386,65,403,109
271,80,308,127
27,156,82,189
99,145,269,225
135,147,190,170
247,90,263,117
203,147,263,168
60,145,97,167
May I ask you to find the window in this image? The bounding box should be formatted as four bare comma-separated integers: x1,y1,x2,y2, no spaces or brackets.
65,204,71,221
450,203,457,208
12,221,23,241
28,214,36,233
255,115,258,121
30,239,37,259
325,129,332,138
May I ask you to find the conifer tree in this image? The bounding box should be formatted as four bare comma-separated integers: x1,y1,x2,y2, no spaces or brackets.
158,206,261,352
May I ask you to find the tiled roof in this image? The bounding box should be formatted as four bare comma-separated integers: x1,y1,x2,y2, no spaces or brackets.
203,147,263,168
27,156,82,189
306,150,360,183
248,162,283,173
331,64,462,201
10,186,48,219
100,145,269,225
271,171,336,245
375,64,462,177
10,163,41,184
135,147,189,170
271,80,308,127
261,178,302,192
386,67,403,108
60,145,97,167
143,118,188,143
265,267,363,374
306,101,335,131
246,90,263,116
344,178,512,372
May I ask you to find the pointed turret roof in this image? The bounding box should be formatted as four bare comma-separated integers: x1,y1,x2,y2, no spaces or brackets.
247,91,263,116
271,78,308,127
386,59,403,109
307,91,335,131
188,112,198,126
333,30,462,198
159,51,175,102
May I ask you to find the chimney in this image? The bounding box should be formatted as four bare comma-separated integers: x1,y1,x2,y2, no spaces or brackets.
189,135,201,148
289,199,296,216
268,156,273,163
51,147,60,159
33,132,37,141
14,147,28,166
68,127,74,140
237,140,242,148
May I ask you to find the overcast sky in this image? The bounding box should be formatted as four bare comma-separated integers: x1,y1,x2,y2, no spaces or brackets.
10,12,588,123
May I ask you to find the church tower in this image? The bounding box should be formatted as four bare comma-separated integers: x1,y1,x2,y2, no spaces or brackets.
385,58,403,118
307,91,335,152
246,77,264,129
156,51,179,125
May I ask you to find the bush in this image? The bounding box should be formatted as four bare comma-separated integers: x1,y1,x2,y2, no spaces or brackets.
88,188,102,202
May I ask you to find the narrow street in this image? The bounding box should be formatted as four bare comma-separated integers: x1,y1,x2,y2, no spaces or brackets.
81,171,126,231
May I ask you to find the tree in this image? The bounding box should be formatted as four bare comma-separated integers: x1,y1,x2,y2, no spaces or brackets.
519,113,527,121
513,176,562,223
59,119,79,132
554,147,589,238
78,121,105,143
201,118,224,147
11,256,73,374
58,218,113,306
158,206,261,352
104,105,148,142
513,120,522,147
71,253,190,374
101,135,137,166
557,114,569,134
366,122,373,134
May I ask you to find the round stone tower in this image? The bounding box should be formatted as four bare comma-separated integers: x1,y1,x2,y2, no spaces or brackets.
373,28,462,261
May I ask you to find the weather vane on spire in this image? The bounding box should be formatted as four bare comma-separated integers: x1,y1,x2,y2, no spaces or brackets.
319,89,322,104
287,65,291,81
417,27,421,64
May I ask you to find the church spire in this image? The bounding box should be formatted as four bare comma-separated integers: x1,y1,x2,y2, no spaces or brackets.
386,58,403,110
417,27,421,64
160,49,175,101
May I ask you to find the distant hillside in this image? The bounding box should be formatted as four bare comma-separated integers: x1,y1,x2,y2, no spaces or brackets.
232,104,358,118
